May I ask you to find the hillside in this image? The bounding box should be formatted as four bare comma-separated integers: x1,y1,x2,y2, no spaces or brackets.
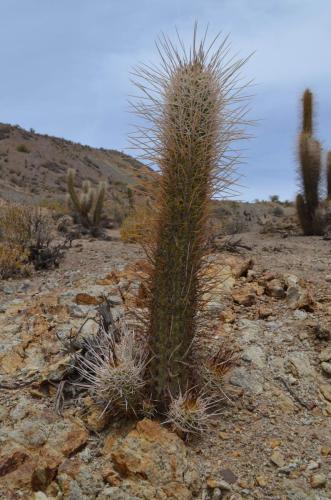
0,123,155,205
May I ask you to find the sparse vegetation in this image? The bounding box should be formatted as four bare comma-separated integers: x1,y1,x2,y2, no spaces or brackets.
0,203,66,277
120,203,153,243
0,243,30,279
16,144,30,153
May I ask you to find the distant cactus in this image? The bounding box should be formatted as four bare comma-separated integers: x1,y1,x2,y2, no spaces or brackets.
131,27,249,411
67,169,106,231
92,181,106,227
302,89,313,135
296,90,323,235
327,151,331,200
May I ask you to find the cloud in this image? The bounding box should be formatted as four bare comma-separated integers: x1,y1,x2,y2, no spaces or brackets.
0,0,330,200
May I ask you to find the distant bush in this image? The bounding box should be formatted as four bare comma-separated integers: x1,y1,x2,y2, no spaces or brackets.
273,206,284,217
120,204,154,243
269,194,279,203
0,204,32,248
16,144,30,153
0,244,30,279
38,198,69,217
0,204,66,278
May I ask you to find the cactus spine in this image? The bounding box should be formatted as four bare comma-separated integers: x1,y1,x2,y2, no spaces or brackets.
67,169,106,230
132,28,249,410
296,89,323,235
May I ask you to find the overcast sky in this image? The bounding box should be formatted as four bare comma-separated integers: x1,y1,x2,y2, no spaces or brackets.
0,0,330,201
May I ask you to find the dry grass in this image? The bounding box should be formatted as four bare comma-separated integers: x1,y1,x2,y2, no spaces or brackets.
120,203,154,243
0,244,30,279
0,204,32,249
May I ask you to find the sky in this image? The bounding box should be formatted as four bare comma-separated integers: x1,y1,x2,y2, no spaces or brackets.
0,0,330,201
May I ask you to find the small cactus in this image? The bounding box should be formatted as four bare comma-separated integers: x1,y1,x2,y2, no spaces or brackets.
67,169,106,231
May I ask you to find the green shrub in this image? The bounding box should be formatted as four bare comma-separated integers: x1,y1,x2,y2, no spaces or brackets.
16,144,30,153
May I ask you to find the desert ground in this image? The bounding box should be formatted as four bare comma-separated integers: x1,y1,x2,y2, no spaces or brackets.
0,221,330,499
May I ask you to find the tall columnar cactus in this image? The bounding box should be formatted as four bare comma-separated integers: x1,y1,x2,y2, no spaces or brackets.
296,90,323,235
131,28,249,410
67,169,106,230
302,88,313,135
327,151,331,200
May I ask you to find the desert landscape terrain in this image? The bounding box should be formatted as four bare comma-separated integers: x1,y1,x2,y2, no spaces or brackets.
0,124,330,499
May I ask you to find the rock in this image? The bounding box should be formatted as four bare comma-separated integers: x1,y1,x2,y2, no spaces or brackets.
219,309,235,323
287,285,314,311
265,279,286,298
237,319,262,343
33,493,49,500
83,397,110,432
41,355,71,382
321,362,331,375
306,461,320,471
320,347,331,362
310,473,327,488
69,304,92,318
232,287,256,307
283,274,301,287
255,475,268,487
270,450,286,468
207,478,232,491
75,292,103,306
219,468,238,485
258,306,273,319
211,488,222,500
293,309,308,320
230,367,264,394
0,350,24,374
319,384,331,402
285,352,314,379
242,346,266,369
223,256,253,279
108,419,200,498
311,323,330,340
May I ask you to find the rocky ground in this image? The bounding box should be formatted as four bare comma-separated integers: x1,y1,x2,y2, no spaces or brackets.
0,229,330,499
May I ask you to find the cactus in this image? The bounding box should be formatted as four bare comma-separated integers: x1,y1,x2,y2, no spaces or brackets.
93,181,106,227
327,151,331,200
302,89,313,135
296,90,323,235
67,169,106,231
131,27,249,410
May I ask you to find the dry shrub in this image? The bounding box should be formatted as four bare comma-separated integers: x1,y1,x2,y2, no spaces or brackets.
0,203,66,277
120,204,154,243
0,244,30,279
38,198,69,217
0,204,32,248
